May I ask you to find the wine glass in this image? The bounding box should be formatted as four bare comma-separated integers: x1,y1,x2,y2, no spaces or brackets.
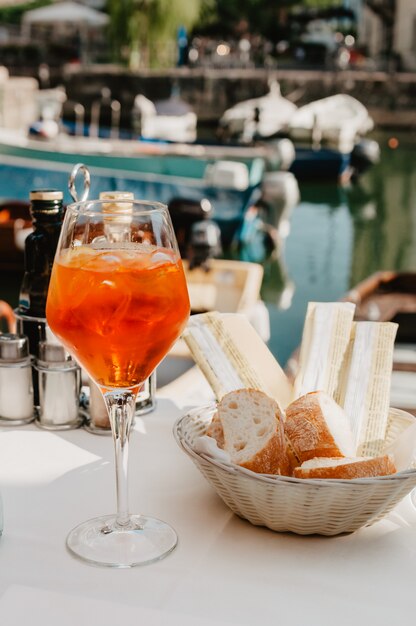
46,199,190,567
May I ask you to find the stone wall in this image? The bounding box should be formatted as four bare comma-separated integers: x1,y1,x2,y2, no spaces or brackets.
61,66,416,130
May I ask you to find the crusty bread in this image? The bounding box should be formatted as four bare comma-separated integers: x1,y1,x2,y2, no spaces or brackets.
285,438,301,477
217,388,290,475
293,454,396,479
206,412,225,449
285,391,355,463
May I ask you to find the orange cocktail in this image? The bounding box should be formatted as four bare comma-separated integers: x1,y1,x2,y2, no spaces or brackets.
46,244,190,389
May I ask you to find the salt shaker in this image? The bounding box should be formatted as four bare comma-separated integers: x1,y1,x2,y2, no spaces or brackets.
0,333,34,425
35,342,84,430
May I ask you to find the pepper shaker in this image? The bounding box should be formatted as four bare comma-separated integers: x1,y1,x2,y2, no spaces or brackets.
0,333,34,425
35,341,84,430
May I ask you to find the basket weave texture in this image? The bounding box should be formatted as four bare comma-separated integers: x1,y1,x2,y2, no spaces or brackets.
173,405,416,536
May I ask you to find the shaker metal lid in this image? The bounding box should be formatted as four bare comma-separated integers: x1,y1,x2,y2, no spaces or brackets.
38,341,67,363
0,333,29,361
30,189,63,201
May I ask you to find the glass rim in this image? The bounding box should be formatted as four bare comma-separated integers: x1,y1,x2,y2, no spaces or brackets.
65,199,168,218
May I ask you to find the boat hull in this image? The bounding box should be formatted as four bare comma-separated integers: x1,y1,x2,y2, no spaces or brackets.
290,146,351,182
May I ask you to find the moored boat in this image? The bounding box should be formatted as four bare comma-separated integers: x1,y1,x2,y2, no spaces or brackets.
342,271,416,415
131,92,198,143
0,140,267,254
218,87,379,182
289,145,352,182
0,140,300,264
288,93,374,152
217,80,298,143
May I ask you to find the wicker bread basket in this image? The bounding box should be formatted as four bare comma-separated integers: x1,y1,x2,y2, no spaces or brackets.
173,404,416,536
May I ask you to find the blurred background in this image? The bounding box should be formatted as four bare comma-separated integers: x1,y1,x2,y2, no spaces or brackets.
0,0,415,370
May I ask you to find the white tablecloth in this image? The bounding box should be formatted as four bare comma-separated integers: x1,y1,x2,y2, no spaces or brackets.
1,373,416,626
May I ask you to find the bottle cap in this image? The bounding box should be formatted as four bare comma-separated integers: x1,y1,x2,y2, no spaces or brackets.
99,192,134,224
0,334,30,362
30,190,63,201
99,191,134,201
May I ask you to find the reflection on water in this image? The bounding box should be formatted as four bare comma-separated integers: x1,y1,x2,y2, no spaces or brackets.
262,130,416,365
264,185,353,365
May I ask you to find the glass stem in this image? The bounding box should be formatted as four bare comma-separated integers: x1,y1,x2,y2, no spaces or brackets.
104,390,137,528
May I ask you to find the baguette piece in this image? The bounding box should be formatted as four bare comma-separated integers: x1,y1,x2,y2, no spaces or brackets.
285,391,355,463
293,455,397,479
217,388,290,475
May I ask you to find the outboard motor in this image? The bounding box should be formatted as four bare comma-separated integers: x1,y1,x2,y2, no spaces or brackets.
167,197,222,270
188,220,222,270
261,171,300,238
269,138,296,172
350,139,381,178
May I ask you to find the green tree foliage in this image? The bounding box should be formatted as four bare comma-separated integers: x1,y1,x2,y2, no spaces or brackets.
105,0,346,67
107,0,211,68
301,0,342,7
0,0,51,25
193,0,345,41
193,0,300,39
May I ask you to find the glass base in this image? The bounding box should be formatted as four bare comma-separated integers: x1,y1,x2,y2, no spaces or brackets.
66,514,178,568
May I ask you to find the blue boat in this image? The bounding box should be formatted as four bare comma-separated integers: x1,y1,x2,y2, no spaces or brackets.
289,145,352,182
0,129,270,248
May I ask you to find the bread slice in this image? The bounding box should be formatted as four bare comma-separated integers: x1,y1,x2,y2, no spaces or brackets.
285,391,355,463
293,454,397,479
217,388,290,475
206,412,225,449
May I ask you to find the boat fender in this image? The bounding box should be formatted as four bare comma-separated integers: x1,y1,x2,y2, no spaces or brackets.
204,161,250,191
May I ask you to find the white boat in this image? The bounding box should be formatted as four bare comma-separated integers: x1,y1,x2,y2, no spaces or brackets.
288,93,374,153
218,80,298,143
218,87,379,180
132,93,198,144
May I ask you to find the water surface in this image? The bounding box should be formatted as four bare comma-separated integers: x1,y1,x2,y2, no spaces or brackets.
263,130,416,365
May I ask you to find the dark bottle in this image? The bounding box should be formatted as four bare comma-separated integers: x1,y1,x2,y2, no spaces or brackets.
19,189,64,318
16,189,64,404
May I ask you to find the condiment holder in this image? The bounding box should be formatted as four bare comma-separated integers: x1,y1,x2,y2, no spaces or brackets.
0,167,159,435
0,333,35,426
35,341,85,430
